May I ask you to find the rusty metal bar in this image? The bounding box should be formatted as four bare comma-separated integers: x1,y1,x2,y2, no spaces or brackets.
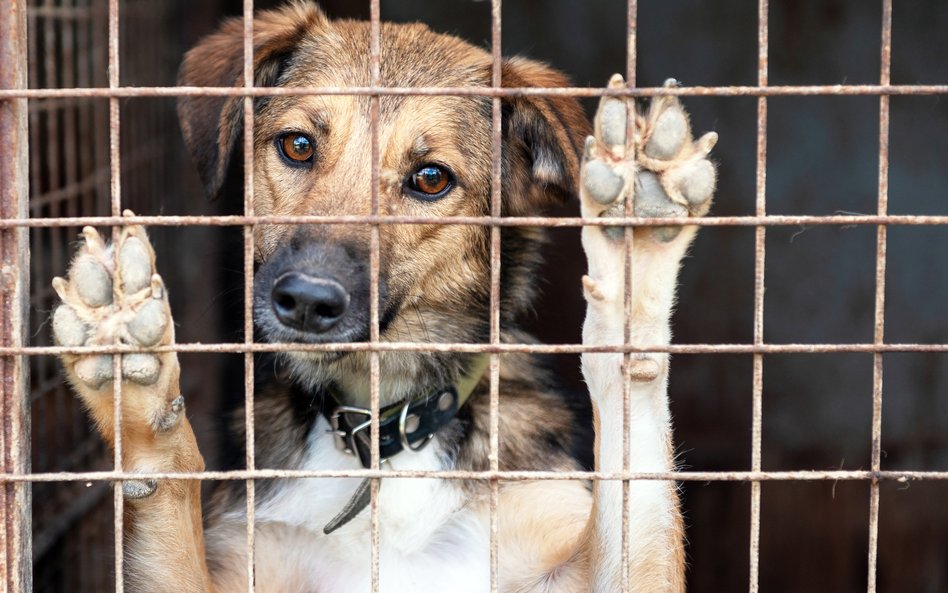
867,1,892,591
242,0,257,590
750,1,768,591
368,1,382,591
2,213,946,229
4,468,947,484
0,0,32,591
106,0,126,590
5,342,948,356
489,1,503,592
620,1,638,591
2,83,948,99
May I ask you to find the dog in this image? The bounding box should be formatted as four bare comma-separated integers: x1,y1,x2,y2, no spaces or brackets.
50,2,717,591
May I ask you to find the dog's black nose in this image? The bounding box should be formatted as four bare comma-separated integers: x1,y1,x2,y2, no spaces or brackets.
271,273,350,333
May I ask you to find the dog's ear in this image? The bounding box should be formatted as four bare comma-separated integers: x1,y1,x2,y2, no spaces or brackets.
501,57,591,215
177,4,328,199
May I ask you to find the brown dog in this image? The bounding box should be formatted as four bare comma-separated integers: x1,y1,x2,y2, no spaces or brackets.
51,2,717,591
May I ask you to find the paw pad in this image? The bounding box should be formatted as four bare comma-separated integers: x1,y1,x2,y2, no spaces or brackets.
127,299,168,347
52,305,88,347
644,106,688,159
580,75,717,244
122,353,160,385
119,237,152,293
51,217,172,391
582,160,626,206
71,256,112,307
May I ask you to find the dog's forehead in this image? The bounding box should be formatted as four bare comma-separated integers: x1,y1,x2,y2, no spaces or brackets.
287,19,491,89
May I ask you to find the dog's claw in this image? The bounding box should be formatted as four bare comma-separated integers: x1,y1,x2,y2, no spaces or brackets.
154,395,186,432
122,479,158,500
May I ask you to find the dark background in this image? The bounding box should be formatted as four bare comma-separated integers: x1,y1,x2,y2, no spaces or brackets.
27,1,947,591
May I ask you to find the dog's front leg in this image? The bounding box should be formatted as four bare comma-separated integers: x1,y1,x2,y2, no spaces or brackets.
578,75,717,593
52,217,215,593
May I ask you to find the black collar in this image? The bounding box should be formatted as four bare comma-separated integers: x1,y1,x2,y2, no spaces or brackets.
318,354,489,534
322,354,489,468
324,384,462,469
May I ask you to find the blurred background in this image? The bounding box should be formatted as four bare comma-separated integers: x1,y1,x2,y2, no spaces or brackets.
25,0,947,591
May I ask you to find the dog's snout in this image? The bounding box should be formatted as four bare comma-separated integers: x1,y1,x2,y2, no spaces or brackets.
271,273,350,333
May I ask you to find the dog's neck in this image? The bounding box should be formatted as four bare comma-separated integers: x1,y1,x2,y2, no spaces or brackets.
327,354,490,411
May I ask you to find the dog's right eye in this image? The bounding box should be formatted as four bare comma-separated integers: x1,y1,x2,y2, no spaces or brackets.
277,132,315,166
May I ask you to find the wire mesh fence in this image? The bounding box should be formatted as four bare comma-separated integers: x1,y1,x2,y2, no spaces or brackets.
2,0,947,592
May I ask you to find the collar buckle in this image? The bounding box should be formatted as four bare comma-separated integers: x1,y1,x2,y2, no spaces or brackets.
329,405,373,461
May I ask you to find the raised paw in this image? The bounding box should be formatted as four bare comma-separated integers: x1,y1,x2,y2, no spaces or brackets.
52,217,172,389
581,75,718,243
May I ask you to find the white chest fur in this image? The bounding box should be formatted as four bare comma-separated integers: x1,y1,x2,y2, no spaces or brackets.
247,416,490,593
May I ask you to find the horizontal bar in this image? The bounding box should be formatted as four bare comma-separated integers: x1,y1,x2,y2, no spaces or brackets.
5,342,947,356
3,214,948,229
1,469,945,483
2,84,947,99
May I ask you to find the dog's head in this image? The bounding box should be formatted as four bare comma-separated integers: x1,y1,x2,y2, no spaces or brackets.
177,3,589,399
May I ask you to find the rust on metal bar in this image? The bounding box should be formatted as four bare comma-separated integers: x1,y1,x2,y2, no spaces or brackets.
620,2,638,591
4,341,948,357
0,0,32,590
4,468,948,484
489,1,503,592
368,1,382,591
749,1,769,592
1,212,946,230
106,0,127,590
2,83,948,100
867,1,893,592
242,0,257,590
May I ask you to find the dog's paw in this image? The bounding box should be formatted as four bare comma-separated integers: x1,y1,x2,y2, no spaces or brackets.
581,75,717,243
51,213,172,392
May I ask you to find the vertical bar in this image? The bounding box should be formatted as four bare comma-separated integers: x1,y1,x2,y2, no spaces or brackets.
368,1,382,592
489,2,502,593
867,1,892,592
749,1,768,592
107,0,125,590
0,1,32,591
621,2,637,591
242,0,256,590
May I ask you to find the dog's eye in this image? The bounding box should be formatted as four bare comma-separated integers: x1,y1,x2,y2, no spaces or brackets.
405,164,453,199
277,132,315,165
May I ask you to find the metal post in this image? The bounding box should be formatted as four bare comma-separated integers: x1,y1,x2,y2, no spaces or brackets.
1,1,32,591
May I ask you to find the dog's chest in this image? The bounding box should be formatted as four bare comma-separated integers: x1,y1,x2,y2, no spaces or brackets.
250,416,490,593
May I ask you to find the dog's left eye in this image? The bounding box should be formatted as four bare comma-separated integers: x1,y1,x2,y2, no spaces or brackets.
277,132,315,166
405,164,454,200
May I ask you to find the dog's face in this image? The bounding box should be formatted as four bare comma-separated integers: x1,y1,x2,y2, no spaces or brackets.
178,3,588,400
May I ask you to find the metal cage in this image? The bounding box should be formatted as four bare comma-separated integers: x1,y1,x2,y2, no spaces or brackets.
2,0,947,592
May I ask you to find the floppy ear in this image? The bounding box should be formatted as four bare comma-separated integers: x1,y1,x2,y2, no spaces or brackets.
177,3,328,199
501,57,591,215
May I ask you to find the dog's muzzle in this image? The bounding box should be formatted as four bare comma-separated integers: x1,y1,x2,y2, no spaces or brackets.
253,235,382,343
